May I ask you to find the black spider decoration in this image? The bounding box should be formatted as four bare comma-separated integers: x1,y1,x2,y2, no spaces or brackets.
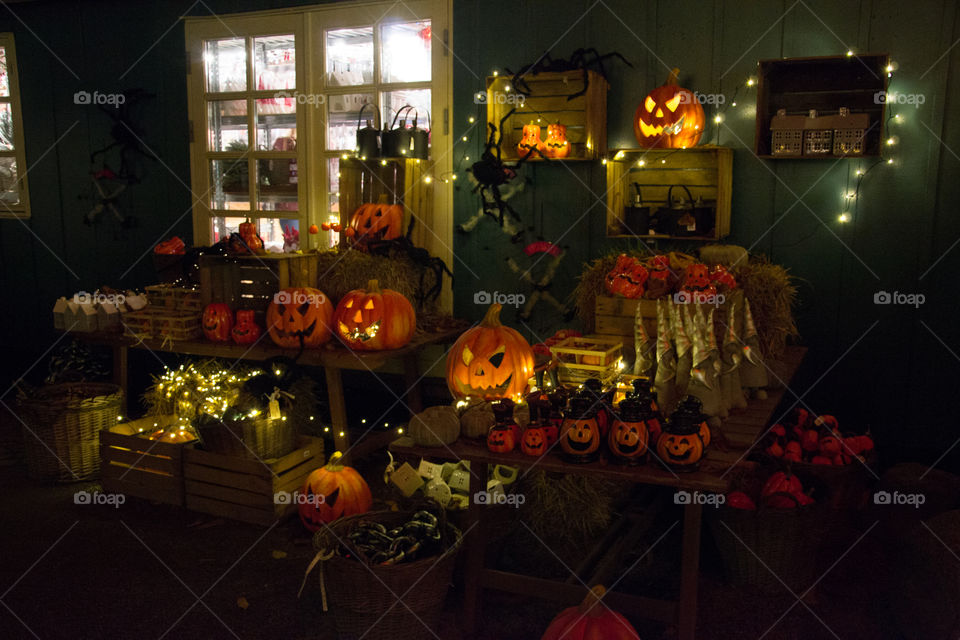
506,48,632,100
363,217,453,308
89,88,158,185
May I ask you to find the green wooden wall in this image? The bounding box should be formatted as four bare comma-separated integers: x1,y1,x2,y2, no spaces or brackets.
0,0,957,463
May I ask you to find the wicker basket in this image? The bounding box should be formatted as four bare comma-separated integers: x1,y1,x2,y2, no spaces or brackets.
194,416,297,460
312,510,462,640
18,382,123,482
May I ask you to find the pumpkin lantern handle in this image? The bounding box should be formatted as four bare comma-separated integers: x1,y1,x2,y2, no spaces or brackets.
666,67,680,85
481,303,504,328
578,584,608,617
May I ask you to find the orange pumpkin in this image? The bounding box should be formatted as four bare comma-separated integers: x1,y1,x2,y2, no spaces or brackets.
560,397,602,462
202,303,233,342
541,585,640,640
266,287,333,348
446,303,534,400
608,396,649,464
543,123,570,159
231,309,261,345
298,452,372,531
238,220,263,252
333,279,415,351
486,424,516,453
517,123,545,158
347,202,404,250
634,67,705,149
520,425,548,456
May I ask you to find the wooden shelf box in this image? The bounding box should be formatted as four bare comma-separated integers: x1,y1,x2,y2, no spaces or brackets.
199,253,320,315
550,335,623,385
485,70,608,162
183,435,324,526
605,147,732,240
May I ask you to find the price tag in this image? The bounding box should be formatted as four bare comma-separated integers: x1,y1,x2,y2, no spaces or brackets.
268,398,281,420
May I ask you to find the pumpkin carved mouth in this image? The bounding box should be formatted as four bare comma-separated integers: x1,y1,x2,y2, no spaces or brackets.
272,319,318,340
565,435,595,452
339,320,380,342
616,439,641,455
639,115,685,139
667,448,692,461
454,373,513,397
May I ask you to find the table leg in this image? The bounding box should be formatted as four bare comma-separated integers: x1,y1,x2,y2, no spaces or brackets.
113,345,128,416
462,460,487,637
401,354,423,415
324,366,350,455
678,503,703,640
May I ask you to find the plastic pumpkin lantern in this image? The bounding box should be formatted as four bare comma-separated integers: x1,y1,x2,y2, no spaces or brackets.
347,202,404,250
560,396,602,463
231,310,261,345
266,287,334,348
541,585,640,640
298,452,372,531
520,425,548,456
446,303,535,400
202,303,233,342
655,400,706,471
486,424,516,453
634,67,705,149
333,279,415,351
543,123,570,159
517,123,545,158
608,394,653,464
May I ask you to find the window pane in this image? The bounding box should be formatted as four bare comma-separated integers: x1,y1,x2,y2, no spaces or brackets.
210,216,300,252
209,158,249,210
0,157,19,206
256,159,298,211
207,100,247,151
327,157,340,214
253,34,296,92
0,47,9,97
205,38,246,92
326,27,373,87
381,88,431,134
381,21,431,83
327,93,375,151
256,98,296,150
0,103,13,150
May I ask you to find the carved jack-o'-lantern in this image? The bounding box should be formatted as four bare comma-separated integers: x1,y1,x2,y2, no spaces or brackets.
486,424,516,453
446,304,535,400
520,425,548,456
333,279,415,351
345,203,404,251
543,123,570,159
655,399,707,471
634,67,705,149
202,303,233,342
605,255,649,298
517,123,545,158
682,264,713,291
266,287,334,349
608,396,650,464
560,397,602,462
298,452,372,531
231,310,261,345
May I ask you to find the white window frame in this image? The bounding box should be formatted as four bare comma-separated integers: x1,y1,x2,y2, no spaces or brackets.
0,33,30,219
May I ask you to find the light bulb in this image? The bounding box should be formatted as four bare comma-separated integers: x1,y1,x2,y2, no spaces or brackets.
746,77,756,87
887,158,894,165
855,169,864,176
838,213,850,223
492,70,499,77
714,114,723,124
423,176,432,184
846,50,854,57
637,160,645,167
886,136,898,146
468,116,475,123
462,136,468,142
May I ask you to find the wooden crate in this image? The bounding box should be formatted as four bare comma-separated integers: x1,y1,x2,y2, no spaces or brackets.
100,416,194,506
145,284,203,312
605,147,733,240
595,296,658,345
486,70,608,161
183,436,324,526
550,335,623,384
199,253,319,313
123,308,202,341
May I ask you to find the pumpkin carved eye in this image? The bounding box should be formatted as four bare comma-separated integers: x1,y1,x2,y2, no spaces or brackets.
298,303,311,315
364,300,375,309
488,345,506,367
345,299,353,308
645,96,656,112
461,345,474,366
665,94,681,112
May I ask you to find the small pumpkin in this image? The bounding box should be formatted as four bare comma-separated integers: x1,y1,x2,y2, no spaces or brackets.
543,123,570,159
266,287,334,349
446,303,535,400
333,279,415,351
202,303,233,342
541,585,640,640
634,67,705,149
238,220,263,252
608,396,649,464
560,396,601,462
605,254,648,298
408,405,460,446
231,309,261,345
486,424,516,453
517,123,545,158
348,202,404,250
459,401,495,438
520,425,548,456
655,401,706,471
299,452,372,531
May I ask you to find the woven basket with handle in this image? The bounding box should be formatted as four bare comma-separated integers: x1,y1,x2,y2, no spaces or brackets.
18,382,123,483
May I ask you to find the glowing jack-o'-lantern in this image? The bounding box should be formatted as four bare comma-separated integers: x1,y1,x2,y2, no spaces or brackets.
560,396,602,462
202,303,233,342
543,123,570,159
266,287,334,349
634,68,705,149
333,280,415,351
231,310,261,345
446,304,535,400
298,452,372,531
517,123,545,158
345,203,404,251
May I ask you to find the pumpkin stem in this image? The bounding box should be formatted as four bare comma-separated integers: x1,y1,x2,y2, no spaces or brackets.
667,67,680,85
326,451,345,470
366,279,381,294
481,303,503,327
578,585,607,617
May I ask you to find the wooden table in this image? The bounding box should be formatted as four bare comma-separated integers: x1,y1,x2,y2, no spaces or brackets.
390,346,806,639
74,328,462,459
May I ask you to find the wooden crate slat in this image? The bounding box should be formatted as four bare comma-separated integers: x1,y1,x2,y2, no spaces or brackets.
272,436,324,476
103,474,183,505
185,494,282,526
184,463,275,494
184,446,274,476
100,446,179,475
185,478,273,509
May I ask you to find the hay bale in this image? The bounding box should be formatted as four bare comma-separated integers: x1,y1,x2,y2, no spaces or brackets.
314,247,439,312
733,256,799,360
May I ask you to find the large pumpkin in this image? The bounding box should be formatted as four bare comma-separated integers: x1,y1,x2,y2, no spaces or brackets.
346,203,404,250
446,303,535,401
542,585,640,640
266,287,334,348
299,452,372,531
333,279,415,351
202,303,233,342
634,67,705,149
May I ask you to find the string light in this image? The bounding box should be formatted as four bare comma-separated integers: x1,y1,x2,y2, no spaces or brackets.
468,116,475,124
